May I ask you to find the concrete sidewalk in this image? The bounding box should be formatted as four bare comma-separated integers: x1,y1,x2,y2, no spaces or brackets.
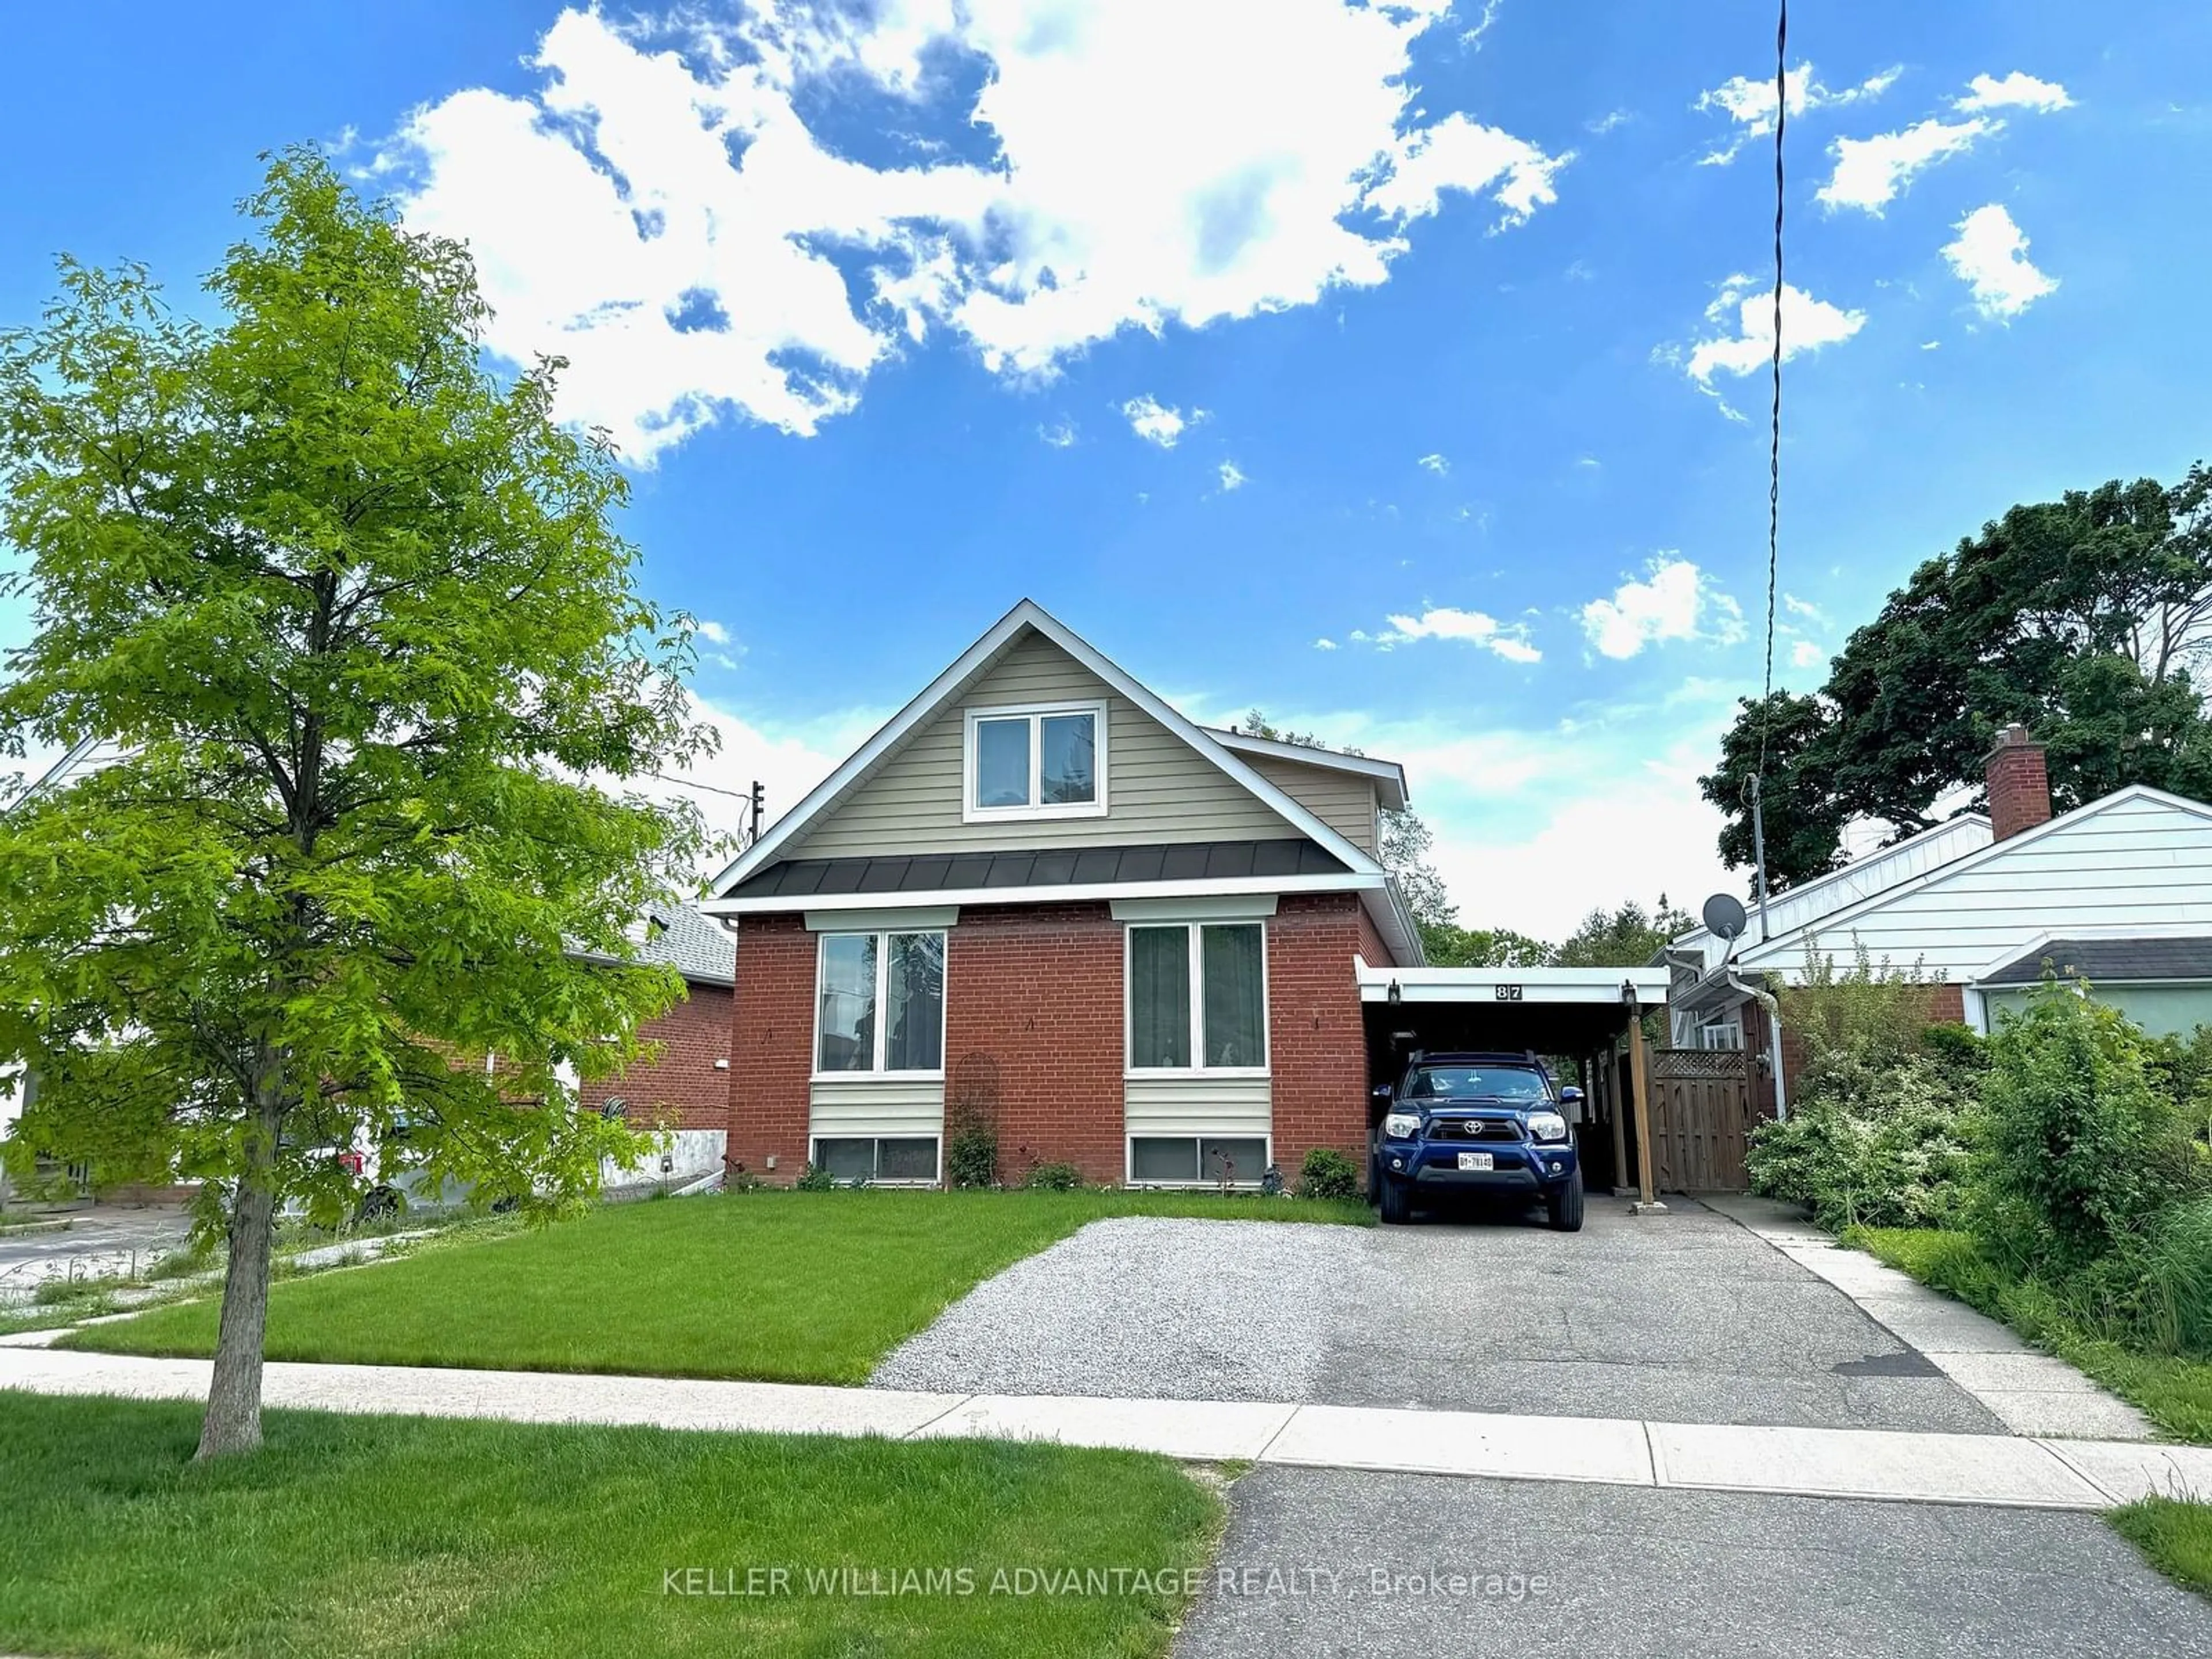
5,1344,2208,1514
1705,1195,2158,1439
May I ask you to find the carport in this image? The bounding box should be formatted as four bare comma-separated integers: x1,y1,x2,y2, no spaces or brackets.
1357,961,1673,1205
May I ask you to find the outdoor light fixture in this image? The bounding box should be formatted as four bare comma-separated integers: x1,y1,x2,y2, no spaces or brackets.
1388,978,1402,1005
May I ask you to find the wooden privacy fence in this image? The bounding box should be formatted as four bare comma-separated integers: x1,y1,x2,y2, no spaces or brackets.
1643,1048,1756,1193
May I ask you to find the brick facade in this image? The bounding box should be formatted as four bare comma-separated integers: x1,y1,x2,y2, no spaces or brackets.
578,979,733,1131
1268,893,1374,1179
725,893,1380,1187
726,913,815,1179
945,902,1125,1184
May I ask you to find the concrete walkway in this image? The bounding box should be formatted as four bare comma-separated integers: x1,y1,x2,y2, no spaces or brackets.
5,1344,2208,1514
1706,1195,2158,1439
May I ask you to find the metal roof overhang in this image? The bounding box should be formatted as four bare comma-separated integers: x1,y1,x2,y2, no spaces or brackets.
1356,963,1671,1059
1358,964,1670,1009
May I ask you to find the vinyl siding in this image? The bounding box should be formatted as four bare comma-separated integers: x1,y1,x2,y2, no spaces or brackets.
1123,1075,1273,1137
1985,982,2212,1040
1767,794,2212,983
793,632,1296,858
808,1078,945,1140
1247,755,1380,854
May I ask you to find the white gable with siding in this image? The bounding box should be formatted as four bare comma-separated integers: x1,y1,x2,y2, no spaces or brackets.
1735,786,2212,986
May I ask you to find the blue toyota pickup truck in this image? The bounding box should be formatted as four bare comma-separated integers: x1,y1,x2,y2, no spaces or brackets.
1369,1051,1584,1231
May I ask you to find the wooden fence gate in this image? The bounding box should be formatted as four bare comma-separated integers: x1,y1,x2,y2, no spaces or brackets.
1644,1048,1756,1193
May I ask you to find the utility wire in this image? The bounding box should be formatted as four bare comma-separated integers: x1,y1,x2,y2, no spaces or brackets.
1758,0,1787,783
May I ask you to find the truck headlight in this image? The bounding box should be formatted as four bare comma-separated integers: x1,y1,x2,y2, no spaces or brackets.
1382,1112,1421,1141
1527,1111,1568,1143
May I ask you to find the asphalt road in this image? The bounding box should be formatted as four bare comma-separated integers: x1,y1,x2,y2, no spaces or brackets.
1173,1467,2212,1658
0,1207,194,1301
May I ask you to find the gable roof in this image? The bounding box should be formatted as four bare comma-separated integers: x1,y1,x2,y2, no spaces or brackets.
574,902,736,987
1669,812,1993,963
1206,728,1410,812
1736,784,2212,973
708,600,1388,896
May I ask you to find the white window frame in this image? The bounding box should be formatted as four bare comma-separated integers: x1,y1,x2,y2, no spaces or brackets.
809,1133,944,1188
1124,1132,1272,1190
962,699,1109,823
1123,920,1271,1078
811,929,948,1082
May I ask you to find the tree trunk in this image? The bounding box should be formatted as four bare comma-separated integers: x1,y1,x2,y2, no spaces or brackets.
195,1081,286,1460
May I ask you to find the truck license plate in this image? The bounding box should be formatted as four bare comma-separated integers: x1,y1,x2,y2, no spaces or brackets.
1457,1152,1494,1172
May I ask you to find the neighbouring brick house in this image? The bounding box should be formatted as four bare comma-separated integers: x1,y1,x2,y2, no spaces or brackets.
1666,724,2212,1114
701,600,1422,1188
577,902,736,1187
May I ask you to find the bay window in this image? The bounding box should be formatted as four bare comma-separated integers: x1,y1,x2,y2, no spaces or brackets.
815,929,946,1076
1126,922,1267,1073
964,702,1105,819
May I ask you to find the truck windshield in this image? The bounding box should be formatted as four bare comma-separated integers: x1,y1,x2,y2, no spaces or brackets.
1404,1066,1549,1103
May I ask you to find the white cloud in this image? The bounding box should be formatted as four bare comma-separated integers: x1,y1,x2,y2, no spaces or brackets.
1678,276,1866,393
1817,117,1994,214
1585,109,1632,136
1313,637,1339,651
1790,639,1827,669
381,2,1566,461
1695,62,1900,165
696,619,732,645
1579,558,1744,660
1460,0,1503,50
1353,605,1540,663
1038,419,1077,448
1957,71,2073,114
1363,113,1570,228
1942,204,2059,320
637,692,877,872
1122,395,1194,449
1417,453,1449,475
1781,593,1824,623
1217,460,1248,492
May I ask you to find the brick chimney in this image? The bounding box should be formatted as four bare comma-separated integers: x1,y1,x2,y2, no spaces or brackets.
1986,724,2052,840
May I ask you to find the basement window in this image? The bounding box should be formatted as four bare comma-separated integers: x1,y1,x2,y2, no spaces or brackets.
812,1136,940,1185
1128,1135,1270,1187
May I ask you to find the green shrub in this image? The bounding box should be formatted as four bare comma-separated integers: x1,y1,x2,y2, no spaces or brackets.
1296,1147,1360,1201
793,1163,837,1192
1747,1055,1974,1230
1972,986,2208,1279
945,1127,999,1190
1023,1161,1082,1191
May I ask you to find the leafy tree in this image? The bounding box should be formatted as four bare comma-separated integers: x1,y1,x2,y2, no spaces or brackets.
0,153,710,1457
1554,897,1692,968
1235,709,1456,928
1418,922,1555,968
1703,468,2212,889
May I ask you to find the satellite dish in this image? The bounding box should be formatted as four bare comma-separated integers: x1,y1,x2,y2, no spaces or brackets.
1701,892,1749,943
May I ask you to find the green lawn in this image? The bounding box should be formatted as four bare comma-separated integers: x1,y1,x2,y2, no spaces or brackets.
1851,1225,2212,1444
0,1392,1220,1659
2113,1498,2212,1601
66,1187,1370,1384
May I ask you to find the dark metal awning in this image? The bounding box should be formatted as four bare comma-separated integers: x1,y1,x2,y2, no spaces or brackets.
724,836,1349,902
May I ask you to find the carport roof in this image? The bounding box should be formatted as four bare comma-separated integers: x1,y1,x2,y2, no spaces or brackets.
1357,963,1669,1010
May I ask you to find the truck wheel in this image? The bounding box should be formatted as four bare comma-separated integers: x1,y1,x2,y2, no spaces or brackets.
1378,1176,1412,1226
1547,1168,1584,1233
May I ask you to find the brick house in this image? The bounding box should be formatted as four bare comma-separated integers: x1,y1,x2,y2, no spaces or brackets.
700,600,1422,1188
1666,725,2212,1113
577,902,736,1188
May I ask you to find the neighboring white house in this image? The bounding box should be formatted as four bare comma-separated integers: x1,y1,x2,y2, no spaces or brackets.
1668,726,2212,1111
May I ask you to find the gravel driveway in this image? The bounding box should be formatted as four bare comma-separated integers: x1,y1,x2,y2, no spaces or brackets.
871,1202,2004,1433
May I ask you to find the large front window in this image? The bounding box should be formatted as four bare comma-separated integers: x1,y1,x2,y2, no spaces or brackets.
816,930,946,1075
1127,923,1267,1073
965,703,1105,819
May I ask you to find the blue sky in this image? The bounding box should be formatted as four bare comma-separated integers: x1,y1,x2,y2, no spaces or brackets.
5,0,2209,934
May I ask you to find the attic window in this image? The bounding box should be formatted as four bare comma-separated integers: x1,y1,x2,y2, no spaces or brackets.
963,702,1107,821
